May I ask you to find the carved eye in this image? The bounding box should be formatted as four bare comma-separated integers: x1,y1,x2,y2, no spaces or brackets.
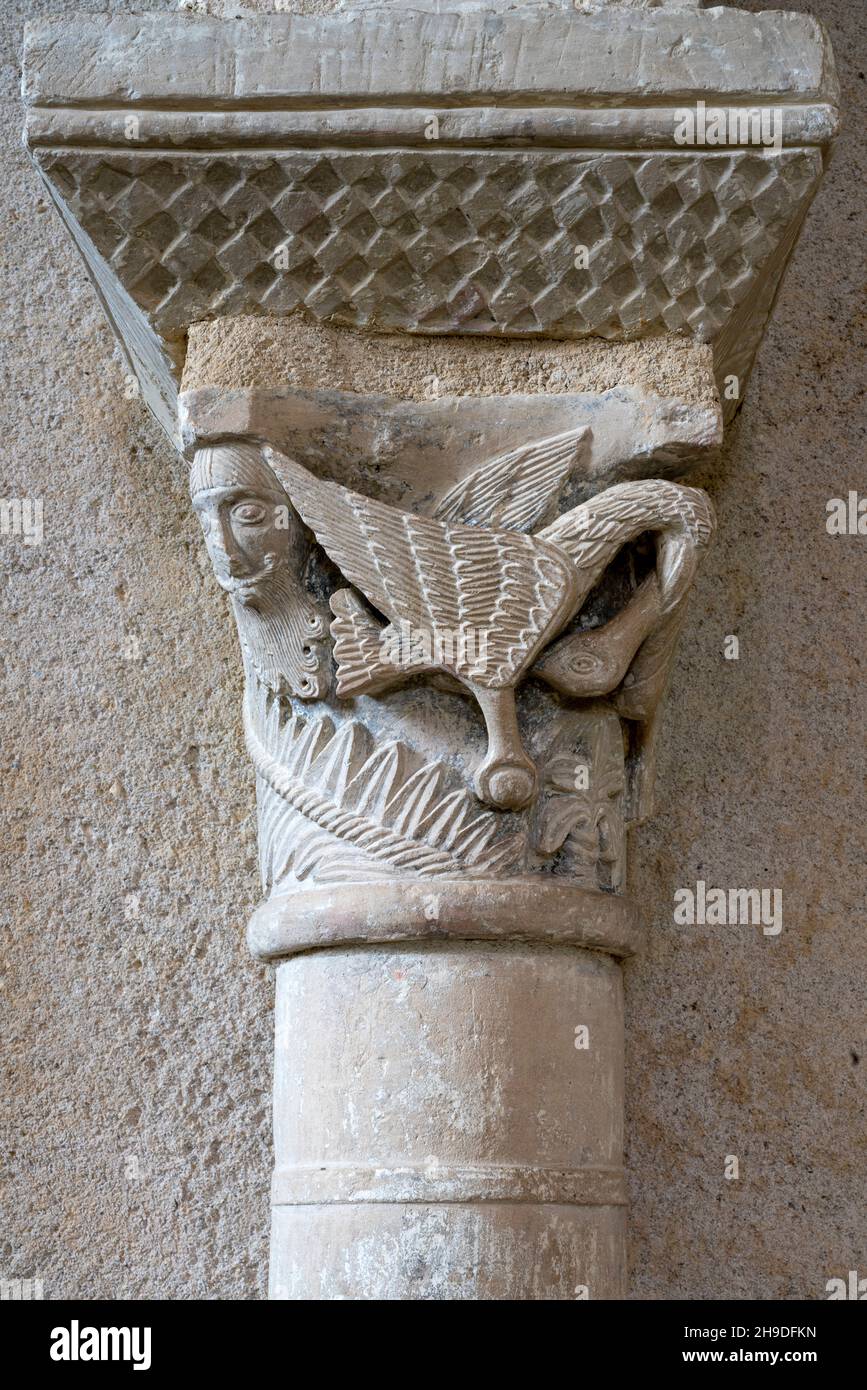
232,501,267,525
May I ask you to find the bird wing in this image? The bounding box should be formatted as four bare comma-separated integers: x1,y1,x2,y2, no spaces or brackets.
537,479,715,615
539,480,715,573
264,446,578,686
434,426,591,532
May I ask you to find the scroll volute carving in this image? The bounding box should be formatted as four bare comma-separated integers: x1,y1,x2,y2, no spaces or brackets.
189,432,714,895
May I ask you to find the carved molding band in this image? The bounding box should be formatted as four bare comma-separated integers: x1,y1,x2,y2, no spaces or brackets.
247,878,643,963
23,6,837,444
271,1163,629,1208
35,147,822,344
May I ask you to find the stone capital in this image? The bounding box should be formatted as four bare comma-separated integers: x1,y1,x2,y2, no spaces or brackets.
23,1,837,1300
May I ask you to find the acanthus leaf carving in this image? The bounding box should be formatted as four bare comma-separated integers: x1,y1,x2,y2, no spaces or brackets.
534,708,627,892
247,683,527,888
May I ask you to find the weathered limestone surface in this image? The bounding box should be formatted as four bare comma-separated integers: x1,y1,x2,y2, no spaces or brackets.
23,8,836,107
182,315,720,404
177,316,713,1294
179,319,723,488
269,942,626,1300
23,1,839,442
4,0,864,1303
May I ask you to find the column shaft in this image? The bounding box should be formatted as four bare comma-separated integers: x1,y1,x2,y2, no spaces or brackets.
270,941,626,1300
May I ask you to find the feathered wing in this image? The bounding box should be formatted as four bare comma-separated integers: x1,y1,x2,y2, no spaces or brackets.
538,479,715,611
434,426,592,532
264,446,578,686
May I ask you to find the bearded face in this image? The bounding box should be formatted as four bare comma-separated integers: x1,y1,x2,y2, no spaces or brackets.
192,483,289,607
190,445,329,700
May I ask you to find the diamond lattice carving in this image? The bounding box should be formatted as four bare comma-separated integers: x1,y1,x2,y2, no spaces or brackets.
38,148,822,341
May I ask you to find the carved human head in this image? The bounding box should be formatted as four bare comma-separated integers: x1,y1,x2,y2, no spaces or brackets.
190,444,293,607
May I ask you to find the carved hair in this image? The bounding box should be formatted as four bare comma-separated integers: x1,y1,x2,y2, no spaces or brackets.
189,442,288,500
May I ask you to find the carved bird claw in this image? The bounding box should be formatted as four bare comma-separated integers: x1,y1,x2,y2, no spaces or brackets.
471,687,538,811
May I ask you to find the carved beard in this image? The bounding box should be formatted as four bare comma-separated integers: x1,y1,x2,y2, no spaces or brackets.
231,562,329,700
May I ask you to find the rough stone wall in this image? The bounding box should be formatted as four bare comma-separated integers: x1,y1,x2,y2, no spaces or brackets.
2,0,864,1300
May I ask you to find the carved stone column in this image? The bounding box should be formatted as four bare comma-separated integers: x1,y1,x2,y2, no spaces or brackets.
24,1,837,1299
179,321,719,1298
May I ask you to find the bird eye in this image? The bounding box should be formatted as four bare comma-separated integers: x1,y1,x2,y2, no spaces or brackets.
232,502,267,525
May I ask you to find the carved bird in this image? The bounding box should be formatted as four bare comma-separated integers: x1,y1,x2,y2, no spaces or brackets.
263,441,714,812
